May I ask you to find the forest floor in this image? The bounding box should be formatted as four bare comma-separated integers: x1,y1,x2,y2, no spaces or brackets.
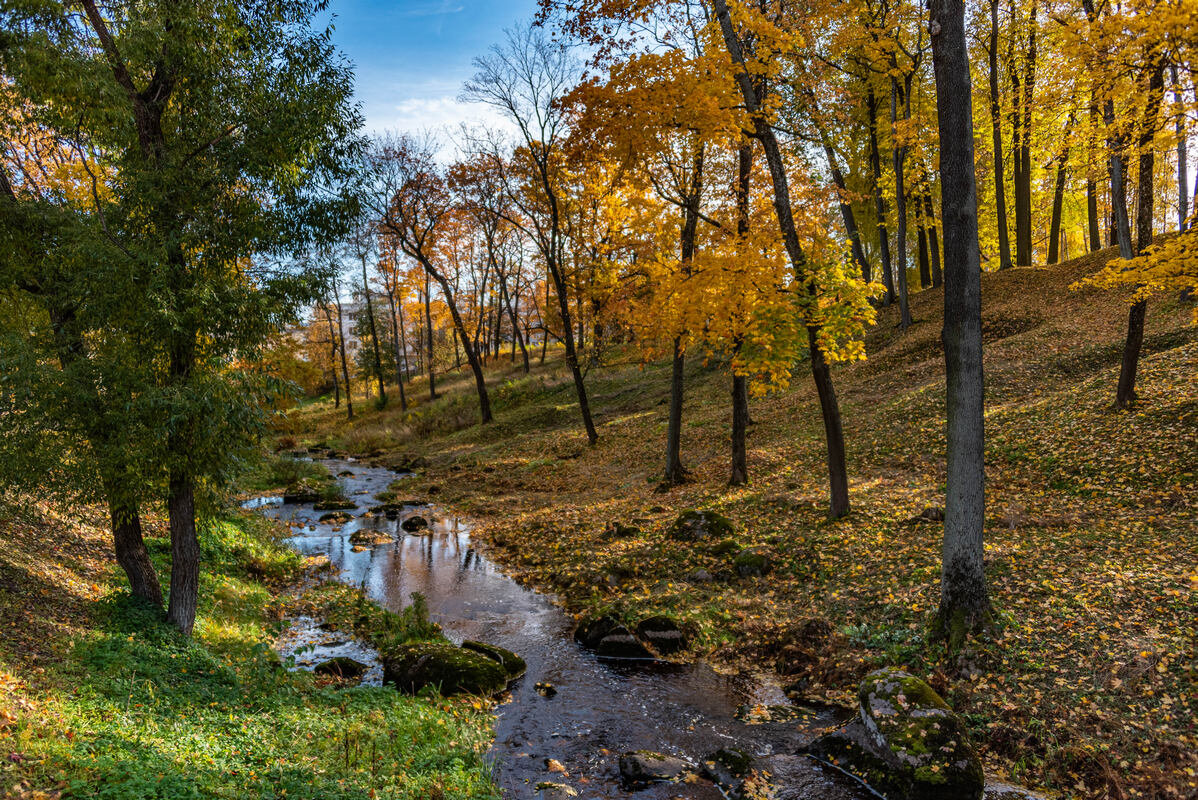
0,489,498,798
289,245,1198,800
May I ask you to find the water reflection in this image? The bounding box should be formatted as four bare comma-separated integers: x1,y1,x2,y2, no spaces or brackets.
250,460,864,800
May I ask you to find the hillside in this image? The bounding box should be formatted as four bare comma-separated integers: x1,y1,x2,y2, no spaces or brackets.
289,246,1197,799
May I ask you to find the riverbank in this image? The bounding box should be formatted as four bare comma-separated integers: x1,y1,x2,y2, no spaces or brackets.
0,493,498,799
285,248,1198,800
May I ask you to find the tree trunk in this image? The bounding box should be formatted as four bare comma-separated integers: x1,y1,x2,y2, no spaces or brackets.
1116,62,1165,408
866,86,896,304
714,0,850,518
424,272,436,399
809,98,871,282
925,193,943,287
663,155,703,487
334,289,354,419
422,260,492,423
385,289,408,412
663,338,688,485
108,491,162,607
1086,99,1103,251
547,261,597,443
1047,115,1073,265
361,258,387,406
930,0,991,643
1174,66,1189,230
730,371,749,487
988,0,1014,270
500,271,530,373
322,303,341,408
165,328,201,637
730,142,752,486
1009,0,1036,266
1086,181,1102,251
165,471,199,635
917,199,932,289
890,76,913,328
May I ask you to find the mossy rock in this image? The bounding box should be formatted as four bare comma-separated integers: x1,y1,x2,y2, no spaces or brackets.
313,499,356,511
461,640,526,680
381,642,507,696
806,667,983,800
318,511,352,524
604,521,641,538
666,509,734,542
708,537,741,556
734,547,772,577
349,529,391,546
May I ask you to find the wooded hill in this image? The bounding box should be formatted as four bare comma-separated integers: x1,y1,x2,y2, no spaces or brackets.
287,246,1197,800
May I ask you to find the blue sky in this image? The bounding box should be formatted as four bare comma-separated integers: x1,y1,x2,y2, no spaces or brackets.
324,0,540,135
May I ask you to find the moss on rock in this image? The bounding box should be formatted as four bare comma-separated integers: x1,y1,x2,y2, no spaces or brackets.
733,547,772,577
666,509,734,542
461,640,526,680
382,642,507,696
806,667,983,800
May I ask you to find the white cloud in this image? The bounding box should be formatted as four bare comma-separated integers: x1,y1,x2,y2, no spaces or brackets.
358,89,520,159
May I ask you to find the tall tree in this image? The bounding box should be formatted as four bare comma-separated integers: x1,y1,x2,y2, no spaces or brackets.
5,0,359,633
1008,0,1037,266
464,26,599,444
371,136,493,425
987,0,1014,270
930,0,991,642
353,225,388,408
713,0,853,519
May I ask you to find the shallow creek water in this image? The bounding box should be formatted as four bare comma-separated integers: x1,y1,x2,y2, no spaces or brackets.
250,459,870,799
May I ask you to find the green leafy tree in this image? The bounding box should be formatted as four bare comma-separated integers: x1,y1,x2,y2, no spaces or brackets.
1,0,361,633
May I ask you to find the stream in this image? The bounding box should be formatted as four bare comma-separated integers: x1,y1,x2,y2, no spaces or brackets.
249,459,872,799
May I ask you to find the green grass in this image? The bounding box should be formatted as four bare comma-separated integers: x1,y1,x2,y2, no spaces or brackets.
1,513,499,800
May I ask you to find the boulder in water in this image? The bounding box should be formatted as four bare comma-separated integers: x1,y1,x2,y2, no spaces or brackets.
634,616,688,655
535,782,578,799
595,628,654,659
805,667,984,800
700,747,753,794
573,615,620,649
666,509,734,542
618,751,691,786
401,515,430,533
382,642,508,696
313,499,356,511
349,529,391,546
461,640,526,680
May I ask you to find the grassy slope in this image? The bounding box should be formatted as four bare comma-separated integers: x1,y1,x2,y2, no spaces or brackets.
0,496,498,798
290,246,1197,800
